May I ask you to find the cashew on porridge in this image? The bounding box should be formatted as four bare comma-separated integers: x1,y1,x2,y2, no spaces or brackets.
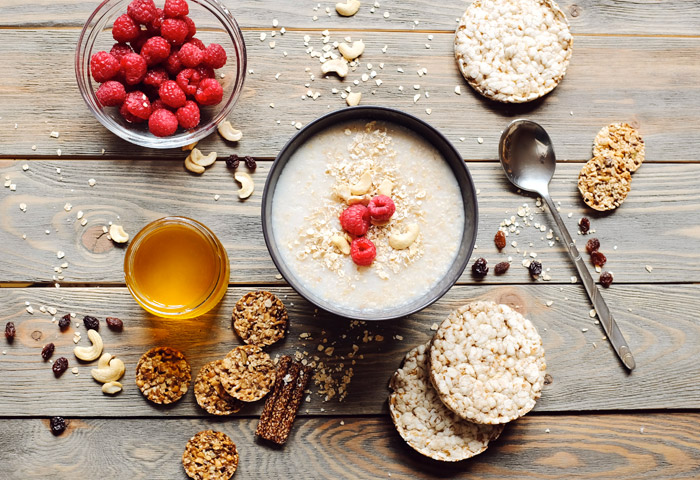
271,120,465,314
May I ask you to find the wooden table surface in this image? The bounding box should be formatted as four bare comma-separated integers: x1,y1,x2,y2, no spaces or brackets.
2,0,700,478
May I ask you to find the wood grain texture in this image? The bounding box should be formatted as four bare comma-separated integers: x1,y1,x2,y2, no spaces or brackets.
1,159,699,284
2,0,700,35
0,284,698,416
1,29,700,160
1,414,699,479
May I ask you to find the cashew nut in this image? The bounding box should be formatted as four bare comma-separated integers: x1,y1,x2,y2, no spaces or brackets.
346,91,362,106
335,0,361,17
235,172,254,199
217,120,243,142
102,381,123,395
190,148,217,167
109,224,129,244
91,352,125,383
334,184,352,202
338,40,365,60
330,235,351,255
74,329,103,362
389,223,420,250
350,172,372,195
321,58,349,78
184,153,205,174
377,179,393,197
347,194,370,206
181,141,198,151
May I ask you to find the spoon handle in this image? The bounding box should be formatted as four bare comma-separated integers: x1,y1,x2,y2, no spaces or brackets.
541,193,636,371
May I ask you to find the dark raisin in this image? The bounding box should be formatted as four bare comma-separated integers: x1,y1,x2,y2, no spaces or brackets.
58,314,71,331
586,238,600,254
106,317,123,331
600,271,614,288
225,154,240,170
471,258,488,278
494,230,506,250
528,260,543,277
494,261,510,275
244,156,257,170
52,357,69,377
5,322,15,341
591,250,607,267
41,343,55,361
50,416,67,436
83,316,99,331
579,217,590,234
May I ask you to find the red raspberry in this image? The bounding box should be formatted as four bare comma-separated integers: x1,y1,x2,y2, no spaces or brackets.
127,0,157,25
130,31,150,53
188,37,205,50
196,65,215,79
146,8,164,35
95,81,127,107
176,68,202,96
159,80,187,108
195,78,223,105
176,100,200,129
119,102,146,123
164,48,182,76
148,108,179,137
110,42,134,61
161,18,189,46
183,16,197,41
143,67,169,89
164,0,189,18
202,43,227,69
151,99,171,111
140,36,171,66
90,51,120,83
112,14,140,43
178,42,203,68
350,238,376,266
367,195,395,222
120,53,148,85
124,91,152,119
339,204,371,236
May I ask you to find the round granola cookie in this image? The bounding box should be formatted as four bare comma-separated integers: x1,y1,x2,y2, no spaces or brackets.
429,301,546,425
135,347,191,405
454,0,573,103
194,360,244,416
182,430,239,480
389,343,504,462
578,155,633,211
593,122,645,173
232,291,288,347
220,345,276,402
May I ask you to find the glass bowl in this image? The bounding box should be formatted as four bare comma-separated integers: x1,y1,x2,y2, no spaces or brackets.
75,0,246,149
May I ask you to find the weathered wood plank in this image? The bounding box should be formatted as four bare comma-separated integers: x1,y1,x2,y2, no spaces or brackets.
0,284,698,416
1,30,700,160
2,0,700,35
1,414,699,479
1,159,699,284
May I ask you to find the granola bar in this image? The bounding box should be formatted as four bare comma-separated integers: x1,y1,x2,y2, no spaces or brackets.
194,360,244,416
135,347,191,405
182,430,238,480
232,291,288,347
220,345,276,402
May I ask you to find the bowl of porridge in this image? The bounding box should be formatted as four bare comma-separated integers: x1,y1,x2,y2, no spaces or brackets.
262,106,478,320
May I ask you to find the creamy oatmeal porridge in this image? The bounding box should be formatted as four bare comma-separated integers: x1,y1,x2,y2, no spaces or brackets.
270,120,465,314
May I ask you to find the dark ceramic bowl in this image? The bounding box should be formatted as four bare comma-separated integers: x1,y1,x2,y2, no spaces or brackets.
262,106,478,321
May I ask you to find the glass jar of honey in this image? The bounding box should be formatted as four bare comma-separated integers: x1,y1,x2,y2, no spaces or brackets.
124,217,229,318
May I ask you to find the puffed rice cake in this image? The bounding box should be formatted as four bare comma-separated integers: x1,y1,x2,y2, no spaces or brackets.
182,430,239,480
389,343,504,461
232,291,288,347
578,155,632,211
135,347,191,405
454,0,573,103
220,345,276,402
194,360,244,416
593,122,645,173
429,301,546,425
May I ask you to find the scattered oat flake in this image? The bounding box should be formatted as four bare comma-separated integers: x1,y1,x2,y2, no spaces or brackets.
477,137,484,144
56,149,62,156
19,203,27,212
57,251,65,259
63,203,72,212
430,322,439,331
589,309,597,318
26,306,34,314
71,367,79,374
22,164,29,171
88,178,96,187
645,265,653,273
50,131,60,138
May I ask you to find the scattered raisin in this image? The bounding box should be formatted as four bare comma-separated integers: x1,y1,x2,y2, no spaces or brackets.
106,317,124,331
600,271,614,288
58,314,71,331
50,416,67,436
591,250,607,267
244,156,257,170
471,258,488,278
41,343,55,361
83,316,99,330
494,261,510,275
586,238,600,254
52,357,69,377
494,230,506,250
225,154,240,170
579,217,590,234
528,260,543,277
4,322,15,341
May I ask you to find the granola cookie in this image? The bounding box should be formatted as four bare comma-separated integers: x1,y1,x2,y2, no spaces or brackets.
135,347,191,404
232,291,288,347
578,155,632,211
182,430,238,480
593,122,645,173
194,360,244,416
220,345,276,402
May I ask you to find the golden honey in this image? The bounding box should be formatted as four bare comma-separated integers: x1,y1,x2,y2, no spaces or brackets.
124,217,229,318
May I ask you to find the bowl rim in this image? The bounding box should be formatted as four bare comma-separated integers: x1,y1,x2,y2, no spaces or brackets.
261,105,479,321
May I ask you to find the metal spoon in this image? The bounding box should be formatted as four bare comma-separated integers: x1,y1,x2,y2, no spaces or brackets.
498,119,635,371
